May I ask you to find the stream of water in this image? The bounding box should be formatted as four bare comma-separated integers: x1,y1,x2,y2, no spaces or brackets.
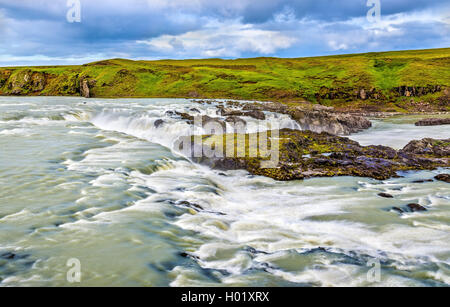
0,97,449,287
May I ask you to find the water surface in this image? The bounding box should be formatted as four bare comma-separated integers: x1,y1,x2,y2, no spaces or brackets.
0,97,449,287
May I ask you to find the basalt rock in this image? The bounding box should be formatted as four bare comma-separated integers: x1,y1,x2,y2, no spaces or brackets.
406,203,427,212
220,108,266,120
154,119,165,128
435,174,450,183
378,193,394,198
177,112,226,132
415,118,450,126
179,130,450,181
217,101,372,136
401,138,450,157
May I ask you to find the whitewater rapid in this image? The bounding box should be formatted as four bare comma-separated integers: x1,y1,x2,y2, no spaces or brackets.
0,97,449,287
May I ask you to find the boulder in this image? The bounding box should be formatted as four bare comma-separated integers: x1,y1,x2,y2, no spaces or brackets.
154,119,165,128
378,193,394,198
406,203,427,212
435,174,450,183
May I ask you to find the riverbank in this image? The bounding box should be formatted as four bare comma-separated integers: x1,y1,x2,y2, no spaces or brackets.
1,48,449,113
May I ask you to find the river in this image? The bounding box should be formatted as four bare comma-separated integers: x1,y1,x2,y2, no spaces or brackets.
0,97,449,287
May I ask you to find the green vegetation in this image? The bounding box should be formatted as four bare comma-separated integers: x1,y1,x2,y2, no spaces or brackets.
0,48,449,111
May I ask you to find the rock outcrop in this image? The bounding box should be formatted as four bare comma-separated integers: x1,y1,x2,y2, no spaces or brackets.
401,138,450,157
415,118,450,126
209,101,372,135
395,85,442,97
5,70,47,95
80,79,90,98
179,130,450,181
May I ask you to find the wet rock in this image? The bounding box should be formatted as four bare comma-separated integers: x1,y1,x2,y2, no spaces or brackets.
179,252,199,260
406,203,427,212
415,118,450,126
263,102,371,135
154,119,165,128
175,112,195,123
378,193,394,198
1,252,16,259
412,179,433,183
225,116,247,131
245,110,266,120
392,207,404,214
201,100,372,135
221,108,266,120
434,174,450,183
176,201,204,212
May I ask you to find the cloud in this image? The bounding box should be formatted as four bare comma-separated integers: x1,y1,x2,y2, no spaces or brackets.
0,0,448,66
138,19,297,58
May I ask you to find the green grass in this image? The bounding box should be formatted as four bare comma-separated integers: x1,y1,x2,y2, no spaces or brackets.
0,48,449,111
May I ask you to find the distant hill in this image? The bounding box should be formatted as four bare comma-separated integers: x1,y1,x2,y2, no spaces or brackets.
1,48,449,112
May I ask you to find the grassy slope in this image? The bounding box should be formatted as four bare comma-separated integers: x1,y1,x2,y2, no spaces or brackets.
0,48,449,111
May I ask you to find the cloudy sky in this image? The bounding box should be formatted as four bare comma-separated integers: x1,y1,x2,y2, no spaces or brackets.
0,0,449,66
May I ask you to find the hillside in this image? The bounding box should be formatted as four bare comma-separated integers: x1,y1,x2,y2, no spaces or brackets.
0,48,449,112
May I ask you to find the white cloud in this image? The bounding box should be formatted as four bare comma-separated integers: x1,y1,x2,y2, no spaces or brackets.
138,19,297,58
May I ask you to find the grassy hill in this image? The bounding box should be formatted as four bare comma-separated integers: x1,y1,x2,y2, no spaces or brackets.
1,48,449,111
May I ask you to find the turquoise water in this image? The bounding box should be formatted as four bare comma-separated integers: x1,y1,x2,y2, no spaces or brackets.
0,97,449,287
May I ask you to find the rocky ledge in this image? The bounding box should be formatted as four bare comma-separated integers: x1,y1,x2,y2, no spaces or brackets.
196,100,372,136
415,118,450,126
179,130,450,181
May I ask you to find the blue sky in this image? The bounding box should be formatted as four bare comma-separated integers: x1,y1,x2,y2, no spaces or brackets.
0,0,449,66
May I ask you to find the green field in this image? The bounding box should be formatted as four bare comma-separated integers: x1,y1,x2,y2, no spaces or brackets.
0,48,449,111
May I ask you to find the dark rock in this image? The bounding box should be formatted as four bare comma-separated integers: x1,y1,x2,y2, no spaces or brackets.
378,193,394,198
245,110,266,120
412,179,433,183
220,108,245,117
154,119,165,128
1,252,16,259
415,118,450,126
406,203,427,212
177,201,204,212
435,174,450,183
281,104,371,135
392,207,404,214
401,138,450,157
225,116,247,131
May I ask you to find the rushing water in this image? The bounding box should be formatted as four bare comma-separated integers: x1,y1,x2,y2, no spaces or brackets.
0,97,449,287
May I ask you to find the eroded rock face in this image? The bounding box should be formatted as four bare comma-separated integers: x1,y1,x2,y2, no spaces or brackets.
395,85,442,97
179,130,450,181
6,70,47,94
80,80,90,98
415,118,450,126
